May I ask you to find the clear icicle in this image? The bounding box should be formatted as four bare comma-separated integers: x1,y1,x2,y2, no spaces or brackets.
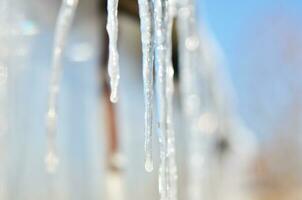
166,1,177,199
137,0,155,173
46,0,79,173
106,0,120,103
154,0,170,199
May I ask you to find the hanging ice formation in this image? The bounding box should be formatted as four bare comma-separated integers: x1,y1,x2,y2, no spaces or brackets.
102,0,179,198
106,0,222,195
137,0,155,172
46,0,79,173
153,0,170,198
138,0,178,199
106,0,120,103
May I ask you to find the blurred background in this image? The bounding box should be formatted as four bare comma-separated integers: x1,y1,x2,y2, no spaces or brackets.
1,0,302,200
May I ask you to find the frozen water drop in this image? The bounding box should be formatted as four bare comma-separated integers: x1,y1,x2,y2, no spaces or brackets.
45,151,59,174
110,92,118,103
145,155,154,172
47,108,56,120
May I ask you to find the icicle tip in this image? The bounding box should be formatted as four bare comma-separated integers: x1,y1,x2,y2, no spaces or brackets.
145,156,154,172
45,151,59,174
110,92,118,103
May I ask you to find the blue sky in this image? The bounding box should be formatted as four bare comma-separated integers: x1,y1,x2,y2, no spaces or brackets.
198,0,302,139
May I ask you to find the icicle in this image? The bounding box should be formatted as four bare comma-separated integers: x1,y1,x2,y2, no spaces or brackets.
46,0,79,173
137,0,155,172
154,0,171,199
166,1,177,199
106,0,120,103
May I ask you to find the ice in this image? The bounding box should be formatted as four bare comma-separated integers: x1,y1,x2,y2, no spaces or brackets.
138,0,155,173
46,0,79,173
106,0,120,103
154,0,170,199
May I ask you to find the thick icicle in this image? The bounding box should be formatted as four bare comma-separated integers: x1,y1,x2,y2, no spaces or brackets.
137,0,155,173
166,1,177,199
106,0,120,103
154,0,170,199
46,0,79,173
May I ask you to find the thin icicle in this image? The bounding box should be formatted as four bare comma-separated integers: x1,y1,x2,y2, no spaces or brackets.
166,1,177,199
46,0,79,173
154,0,170,199
137,0,155,172
106,0,120,103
